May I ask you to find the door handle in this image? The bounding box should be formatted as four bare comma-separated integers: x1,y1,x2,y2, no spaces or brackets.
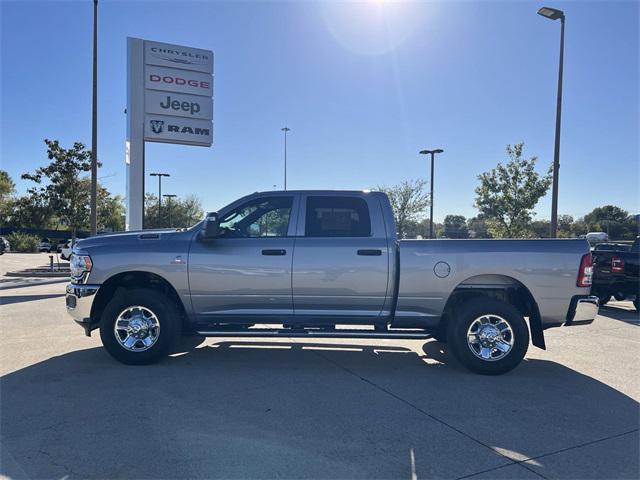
357,249,382,256
262,249,287,256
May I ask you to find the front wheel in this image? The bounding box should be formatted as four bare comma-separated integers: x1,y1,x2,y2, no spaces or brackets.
447,299,529,375
100,288,180,365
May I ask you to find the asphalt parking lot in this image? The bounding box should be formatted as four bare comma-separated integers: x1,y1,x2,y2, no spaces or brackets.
1,253,638,479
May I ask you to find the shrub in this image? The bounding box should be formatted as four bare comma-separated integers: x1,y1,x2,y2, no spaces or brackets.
6,232,40,252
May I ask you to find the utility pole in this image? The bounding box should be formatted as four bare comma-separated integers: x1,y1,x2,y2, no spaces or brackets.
90,0,98,236
419,149,444,239
150,172,170,227
281,127,290,190
163,194,177,228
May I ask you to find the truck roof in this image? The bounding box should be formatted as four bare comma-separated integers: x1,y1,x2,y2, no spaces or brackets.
254,189,380,195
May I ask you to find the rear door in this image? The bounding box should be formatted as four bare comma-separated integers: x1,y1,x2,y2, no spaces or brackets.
291,193,391,321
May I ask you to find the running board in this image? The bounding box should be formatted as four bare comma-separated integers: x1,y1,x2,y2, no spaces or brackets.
195,328,433,340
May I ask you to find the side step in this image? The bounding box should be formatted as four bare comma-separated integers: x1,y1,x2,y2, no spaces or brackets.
195,328,433,340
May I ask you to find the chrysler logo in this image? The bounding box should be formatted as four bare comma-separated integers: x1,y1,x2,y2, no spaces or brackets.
149,47,210,67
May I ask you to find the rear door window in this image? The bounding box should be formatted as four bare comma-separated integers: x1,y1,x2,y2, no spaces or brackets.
304,196,371,237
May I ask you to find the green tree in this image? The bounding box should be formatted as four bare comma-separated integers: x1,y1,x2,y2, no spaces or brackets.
0,170,16,224
582,205,637,239
557,214,574,238
530,219,551,238
21,140,98,242
443,215,469,238
10,193,53,229
467,215,493,238
377,179,430,239
474,143,552,238
144,193,204,229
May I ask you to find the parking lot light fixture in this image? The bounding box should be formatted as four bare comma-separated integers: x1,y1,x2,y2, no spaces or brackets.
537,6,564,20
419,149,444,239
281,127,291,190
150,172,170,227
537,6,565,238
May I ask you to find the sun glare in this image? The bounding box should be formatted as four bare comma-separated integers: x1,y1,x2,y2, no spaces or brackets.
321,1,424,56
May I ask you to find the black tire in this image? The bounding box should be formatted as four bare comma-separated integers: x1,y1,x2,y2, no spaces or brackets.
597,293,610,306
99,288,180,365
432,321,448,343
614,292,626,301
634,297,639,311
447,298,529,375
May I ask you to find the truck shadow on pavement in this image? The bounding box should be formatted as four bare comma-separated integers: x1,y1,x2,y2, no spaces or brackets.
0,293,65,306
1,339,639,479
599,305,639,325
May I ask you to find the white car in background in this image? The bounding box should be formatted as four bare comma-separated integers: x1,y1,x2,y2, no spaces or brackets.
60,240,72,261
37,238,52,253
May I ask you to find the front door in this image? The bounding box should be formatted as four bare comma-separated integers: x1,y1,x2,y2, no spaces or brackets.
188,194,298,323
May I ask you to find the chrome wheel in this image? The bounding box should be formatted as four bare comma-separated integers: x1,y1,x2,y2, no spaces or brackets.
466,314,514,362
114,306,160,352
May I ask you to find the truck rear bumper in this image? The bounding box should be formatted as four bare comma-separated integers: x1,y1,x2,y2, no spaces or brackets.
565,295,599,326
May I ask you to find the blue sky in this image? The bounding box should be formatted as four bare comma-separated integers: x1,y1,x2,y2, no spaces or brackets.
1,0,638,222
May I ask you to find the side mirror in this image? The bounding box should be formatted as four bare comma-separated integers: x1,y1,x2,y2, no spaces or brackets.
202,212,220,239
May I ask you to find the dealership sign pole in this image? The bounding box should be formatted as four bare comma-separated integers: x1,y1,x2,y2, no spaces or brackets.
126,37,213,230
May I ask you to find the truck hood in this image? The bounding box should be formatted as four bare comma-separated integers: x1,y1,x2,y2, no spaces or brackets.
74,229,185,251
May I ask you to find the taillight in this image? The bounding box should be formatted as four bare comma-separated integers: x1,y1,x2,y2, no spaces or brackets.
577,253,593,287
611,256,625,274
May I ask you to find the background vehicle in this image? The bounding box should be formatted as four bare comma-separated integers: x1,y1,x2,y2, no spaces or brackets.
37,238,52,253
60,240,72,260
593,243,631,252
0,236,9,254
592,237,639,309
66,190,597,374
586,232,609,244
57,239,70,253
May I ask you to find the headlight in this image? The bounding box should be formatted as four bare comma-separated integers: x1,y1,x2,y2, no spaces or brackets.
70,254,93,280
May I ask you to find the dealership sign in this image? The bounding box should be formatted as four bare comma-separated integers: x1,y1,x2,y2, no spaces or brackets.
126,37,214,230
138,40,213,146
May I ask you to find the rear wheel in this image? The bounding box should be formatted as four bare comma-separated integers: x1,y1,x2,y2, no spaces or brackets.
100,288,179,365
447,298,529,375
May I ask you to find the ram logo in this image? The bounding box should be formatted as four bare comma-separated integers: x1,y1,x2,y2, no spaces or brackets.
150,120,164,134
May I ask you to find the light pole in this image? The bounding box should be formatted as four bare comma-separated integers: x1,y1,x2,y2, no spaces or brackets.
538,6,565,238
281,127,290,190
163,194,177,228
150,172,170,227
89,0,98,236
419,149,444,239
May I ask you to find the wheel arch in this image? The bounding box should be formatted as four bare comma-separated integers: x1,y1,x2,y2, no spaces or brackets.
442,274,545,349
90,271,189,332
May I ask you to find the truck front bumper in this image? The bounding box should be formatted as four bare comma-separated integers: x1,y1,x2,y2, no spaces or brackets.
565,295,599,326
66,283,100,335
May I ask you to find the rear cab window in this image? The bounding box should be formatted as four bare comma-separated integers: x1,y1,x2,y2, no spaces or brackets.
304,196,371,237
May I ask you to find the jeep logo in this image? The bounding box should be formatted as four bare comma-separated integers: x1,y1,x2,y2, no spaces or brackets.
159,95,200,115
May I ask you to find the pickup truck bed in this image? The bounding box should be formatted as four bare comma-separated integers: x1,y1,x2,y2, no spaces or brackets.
66,190,598,374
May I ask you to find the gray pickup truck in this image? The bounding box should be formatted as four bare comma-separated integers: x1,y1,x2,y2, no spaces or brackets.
66,190,598,374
